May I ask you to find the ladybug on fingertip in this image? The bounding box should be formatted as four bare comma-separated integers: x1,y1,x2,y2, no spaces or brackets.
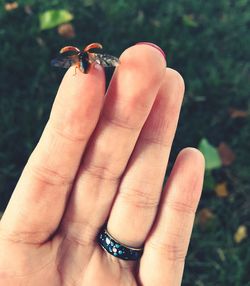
51,42,120,74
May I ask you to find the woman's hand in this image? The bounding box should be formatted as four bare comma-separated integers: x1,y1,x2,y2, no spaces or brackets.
0,43,204,286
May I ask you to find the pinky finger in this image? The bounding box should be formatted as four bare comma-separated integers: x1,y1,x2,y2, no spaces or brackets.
139,148,205,286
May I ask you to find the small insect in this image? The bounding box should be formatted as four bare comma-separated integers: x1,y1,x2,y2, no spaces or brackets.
51,42,120,74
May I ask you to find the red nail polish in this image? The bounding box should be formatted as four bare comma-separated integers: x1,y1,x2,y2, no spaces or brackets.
135,42,166,59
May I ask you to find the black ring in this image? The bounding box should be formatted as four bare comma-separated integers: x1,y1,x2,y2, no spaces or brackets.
97,227,143,261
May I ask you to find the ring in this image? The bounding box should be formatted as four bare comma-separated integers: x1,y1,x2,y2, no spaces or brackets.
97,227,144,261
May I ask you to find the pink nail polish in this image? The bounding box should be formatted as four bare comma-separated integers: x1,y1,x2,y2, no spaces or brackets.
135,42,166,59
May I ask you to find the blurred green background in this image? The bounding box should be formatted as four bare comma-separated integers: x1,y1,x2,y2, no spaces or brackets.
0,0,249,285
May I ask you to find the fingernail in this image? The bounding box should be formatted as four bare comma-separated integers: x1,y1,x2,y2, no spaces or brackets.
135,42,166,59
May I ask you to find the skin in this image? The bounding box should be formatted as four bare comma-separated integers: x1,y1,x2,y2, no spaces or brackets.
0,44,205,286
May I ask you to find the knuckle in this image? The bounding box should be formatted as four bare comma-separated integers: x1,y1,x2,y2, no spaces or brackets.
102,111,141,131
102,95,150,131
0,228,50,245
26,162,73,187
164,200,196,215
118,187,159,210
148,239,187,262
141,136,172,149
60,220,98,247
80,162,120,182
48,121,88,143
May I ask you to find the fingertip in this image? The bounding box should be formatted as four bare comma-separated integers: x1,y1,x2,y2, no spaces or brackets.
119,44,166,79
165,147,205,204
57,64,105,102
135,42,166,59
165,68,185,96
177,147,205,173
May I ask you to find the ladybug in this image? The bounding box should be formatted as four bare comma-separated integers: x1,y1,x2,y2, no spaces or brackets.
51,42,119,74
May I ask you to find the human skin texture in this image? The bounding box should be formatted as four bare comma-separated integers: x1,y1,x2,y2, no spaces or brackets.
0,43,204,286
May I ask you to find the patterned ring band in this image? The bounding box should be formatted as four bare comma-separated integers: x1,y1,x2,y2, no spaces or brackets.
97,227,144,261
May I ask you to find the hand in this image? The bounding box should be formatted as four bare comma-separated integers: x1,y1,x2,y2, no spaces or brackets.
0,43,204,286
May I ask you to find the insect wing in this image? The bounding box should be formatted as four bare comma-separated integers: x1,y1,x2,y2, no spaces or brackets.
89,53,120,67
51,55,79,69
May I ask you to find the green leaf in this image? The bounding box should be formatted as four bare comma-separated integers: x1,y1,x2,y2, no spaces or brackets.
203,170,216,190
198,138,222,170
182,14,199,28
39,10,74,31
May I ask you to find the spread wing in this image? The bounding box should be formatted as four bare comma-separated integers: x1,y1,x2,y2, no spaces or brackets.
88,53,120,67
51,55,79,69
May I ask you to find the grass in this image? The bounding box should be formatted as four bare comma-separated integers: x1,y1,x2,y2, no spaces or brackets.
0,0,249,285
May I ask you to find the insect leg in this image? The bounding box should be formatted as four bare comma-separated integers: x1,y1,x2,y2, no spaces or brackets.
73,62,81,76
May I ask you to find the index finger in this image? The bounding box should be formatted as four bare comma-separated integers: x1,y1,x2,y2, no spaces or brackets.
0,64,105,244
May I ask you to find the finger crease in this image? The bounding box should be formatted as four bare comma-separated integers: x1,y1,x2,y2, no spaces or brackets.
101,112,141,131
164,200,196,215
0,228,50,245
118,188,160,210
80,163,121,183
27,163,74,187
147,240,187,262
48,121,88,143
140,136,171,148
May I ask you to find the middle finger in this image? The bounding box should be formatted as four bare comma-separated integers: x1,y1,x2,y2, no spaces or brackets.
107,68,185,248
60,44,166,244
